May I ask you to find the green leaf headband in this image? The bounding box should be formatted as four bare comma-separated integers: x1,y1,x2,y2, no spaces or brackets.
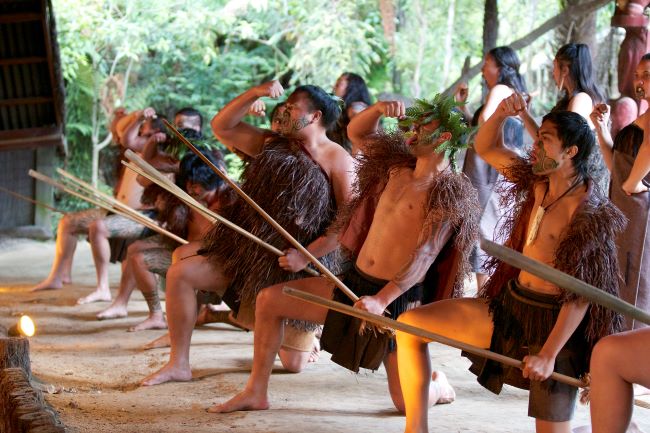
397,94,474,171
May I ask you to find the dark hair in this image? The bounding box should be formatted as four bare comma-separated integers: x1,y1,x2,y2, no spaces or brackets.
554,44,605,110
487,46,528,94
541,110,594,179
147,116,166,132
177,149,225,191
175,107,203,130
339,73,372,107
292,85,342,130
270,101,286,122
641,53,650,62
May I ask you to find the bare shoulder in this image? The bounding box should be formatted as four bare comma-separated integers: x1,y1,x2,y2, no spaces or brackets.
489,84,513,98
568,92,594,111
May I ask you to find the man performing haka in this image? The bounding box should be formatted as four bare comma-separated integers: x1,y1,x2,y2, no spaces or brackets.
210,95,480,413
140,81,355,385
396,94,625,433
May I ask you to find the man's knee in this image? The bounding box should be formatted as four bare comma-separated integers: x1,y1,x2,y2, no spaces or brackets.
278,349,308,373
591,335,619,369
89,219,108,238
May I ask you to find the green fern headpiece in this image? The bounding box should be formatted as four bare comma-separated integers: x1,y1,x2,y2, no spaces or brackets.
397,94,474,171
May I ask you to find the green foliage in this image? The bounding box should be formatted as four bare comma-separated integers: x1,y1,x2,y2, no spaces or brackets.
52,0,616,201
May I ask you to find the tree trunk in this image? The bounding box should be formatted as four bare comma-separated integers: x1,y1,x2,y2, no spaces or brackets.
442,0,611,96
556,0,598,56
0,337,31,379
483,0,499,56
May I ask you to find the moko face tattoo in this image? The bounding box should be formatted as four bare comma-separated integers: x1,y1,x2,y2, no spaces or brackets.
279,109,311,135
532,145,559,174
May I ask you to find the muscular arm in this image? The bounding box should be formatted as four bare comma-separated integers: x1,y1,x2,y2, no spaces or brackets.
474,95,523,177
211,81,283,157
122,111,149,152
348,101,404,155
522,299,589,381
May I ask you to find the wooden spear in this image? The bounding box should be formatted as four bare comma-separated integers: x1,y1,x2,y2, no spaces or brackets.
480,238,650,326
121,152,320,277
283,287,586,388
162,120,359,303
28,170,187,245
0,185,62,213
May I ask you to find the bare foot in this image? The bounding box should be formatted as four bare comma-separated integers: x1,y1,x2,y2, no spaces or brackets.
308,338,320,363
143,333,170,350
140,363,191,386
31,277,64,292
77,288,112,305
207,390,270,413
431,371,455,405
128,314,167,332
196,309,249,331
96,304,128,320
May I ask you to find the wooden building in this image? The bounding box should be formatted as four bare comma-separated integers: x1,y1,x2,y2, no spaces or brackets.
0,0,64,236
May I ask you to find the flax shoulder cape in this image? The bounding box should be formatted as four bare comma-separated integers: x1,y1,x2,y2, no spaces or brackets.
463,106,526,273
336,132,480,301
609,123,650,330
202,137,340,308
480,160,626,343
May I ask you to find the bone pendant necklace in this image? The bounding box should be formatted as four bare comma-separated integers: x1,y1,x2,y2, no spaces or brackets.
526,179,583,246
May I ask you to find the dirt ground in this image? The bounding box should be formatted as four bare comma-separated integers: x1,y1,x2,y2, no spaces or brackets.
1,237,649,433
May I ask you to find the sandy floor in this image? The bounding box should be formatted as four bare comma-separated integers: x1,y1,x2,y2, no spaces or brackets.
0,237,649,433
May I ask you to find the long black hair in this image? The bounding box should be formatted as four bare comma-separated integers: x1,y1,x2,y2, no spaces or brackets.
293,85,342,130
542,110,594,180
487,46,528,95
339,72,372,107
554,43,605,111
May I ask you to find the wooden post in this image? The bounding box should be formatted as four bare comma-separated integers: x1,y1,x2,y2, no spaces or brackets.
0,337,31,379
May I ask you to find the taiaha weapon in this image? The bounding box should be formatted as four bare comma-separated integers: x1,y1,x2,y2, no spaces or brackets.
163,119,360,303
0,185,62,213
480,238,650,325
54,169,187,245
283,287,586,388
122,150,319,277
28,170,187,245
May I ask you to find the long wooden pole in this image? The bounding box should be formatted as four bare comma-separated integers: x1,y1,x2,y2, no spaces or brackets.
56,168,180,241
0,185,62,213
121,153,320,277
480,238,650,325
162,120,359,303
28,170,187,245
283,287,586,388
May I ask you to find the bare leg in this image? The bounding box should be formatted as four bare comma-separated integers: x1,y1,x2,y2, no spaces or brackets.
97,261,134,319
128,250,166,332
208,277,333,413
590,328,650,433
78,219,112,304
383,351,455,413
278,347,313,373
397,298,494,433
534,420,570,433
140,255,229,386
143,332,170,350
32,213,81,291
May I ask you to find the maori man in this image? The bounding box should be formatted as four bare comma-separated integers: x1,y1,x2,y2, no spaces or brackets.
140,81,355,385
209,95,479,413
397,94,624,433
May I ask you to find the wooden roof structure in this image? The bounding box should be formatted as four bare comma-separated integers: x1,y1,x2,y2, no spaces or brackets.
0,0,65,151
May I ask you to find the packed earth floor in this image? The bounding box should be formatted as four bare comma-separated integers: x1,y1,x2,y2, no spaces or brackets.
1,237,649,433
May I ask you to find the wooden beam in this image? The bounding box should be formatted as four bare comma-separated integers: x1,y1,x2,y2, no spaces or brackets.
0,13,41,23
